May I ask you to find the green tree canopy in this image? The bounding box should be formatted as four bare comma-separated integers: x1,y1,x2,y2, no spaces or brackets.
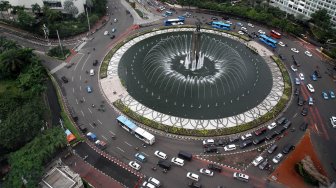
310,9,331,30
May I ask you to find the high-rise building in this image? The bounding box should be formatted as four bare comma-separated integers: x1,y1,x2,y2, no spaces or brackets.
270,0,336,25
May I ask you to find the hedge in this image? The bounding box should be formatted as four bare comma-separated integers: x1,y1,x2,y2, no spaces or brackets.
295,163,319,186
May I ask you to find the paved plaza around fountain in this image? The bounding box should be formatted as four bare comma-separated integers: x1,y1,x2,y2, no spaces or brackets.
100,28,284,130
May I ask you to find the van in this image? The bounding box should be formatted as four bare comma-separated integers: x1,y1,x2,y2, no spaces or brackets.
178,151,192,161
148,177,161,187
157,160,171,170
90,69,95,76
267,144,278,154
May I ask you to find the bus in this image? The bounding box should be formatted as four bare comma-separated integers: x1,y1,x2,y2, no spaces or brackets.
164,18,185,26
259,34,277,48
116,115,155,145
211,21,231,31
270,30,281,39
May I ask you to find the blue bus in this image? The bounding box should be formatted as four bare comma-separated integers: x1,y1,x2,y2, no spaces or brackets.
259,34,277,48
212,21,231,30
164,18,185,26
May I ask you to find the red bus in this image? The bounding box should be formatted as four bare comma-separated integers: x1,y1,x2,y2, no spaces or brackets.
270,30,281,39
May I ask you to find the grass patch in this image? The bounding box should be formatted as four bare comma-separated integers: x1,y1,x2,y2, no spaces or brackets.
0,79,19,94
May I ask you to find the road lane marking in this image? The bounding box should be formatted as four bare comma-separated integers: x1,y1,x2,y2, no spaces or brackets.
76,98,78,104
109,130,115,135
102,135,108,140
98,120,103,124
116,147,125,152
88,108,92,113
81,110,84,117
314,123,319,134
89,123,94,128
142,152,149,157
72,76,74,82
292,113,298,118
80,75,82,81
74,53,85,71
124,141,132,146
83,97,85,102
72,88,75,93
79,86,82,91
81,54,91,71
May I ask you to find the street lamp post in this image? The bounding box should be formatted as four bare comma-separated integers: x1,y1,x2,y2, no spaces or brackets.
86,7,91,35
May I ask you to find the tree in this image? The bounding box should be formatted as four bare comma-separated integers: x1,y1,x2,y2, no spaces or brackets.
17,60,47,94
17,10,35,28
42,6,62,24
0,48,34,78
64,0,78,18
31,3,41,14
310,9,331,30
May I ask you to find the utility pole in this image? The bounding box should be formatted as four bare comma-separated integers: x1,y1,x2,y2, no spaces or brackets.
42,24,50,46
56,30,64,58
86,7,91,34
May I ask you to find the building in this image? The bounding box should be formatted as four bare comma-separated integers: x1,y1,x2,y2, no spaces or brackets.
1,0,86,16
270,0,336,25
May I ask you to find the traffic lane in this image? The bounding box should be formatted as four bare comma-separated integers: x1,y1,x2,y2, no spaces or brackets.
74,142,140,188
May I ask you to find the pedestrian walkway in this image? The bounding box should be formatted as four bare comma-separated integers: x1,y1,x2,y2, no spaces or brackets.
63,154,124,188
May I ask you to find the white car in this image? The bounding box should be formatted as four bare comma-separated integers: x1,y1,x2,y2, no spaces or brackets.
305,50,312,57
111,28,116,33
233,172,249,182
199,168,214,176
142,181,156,188
258,30,265,35
238,31,245,35
154,150,167,159
104,31,109,35
272,153,283,164
203,139,215,146
278,41,285,47
129,161,141,171
267,122,277,130
307,84,315,93
252,156,264,166
114,18,118,22
241,27,247,31
171,157,184,166
290,65,297,72
247,23,254,27
241,133,252,140
330,116,336,128
186,172,199,181
224,144,236,151
226,21,232,24
291,48,299,53
177,22,184,25
299,73,304,80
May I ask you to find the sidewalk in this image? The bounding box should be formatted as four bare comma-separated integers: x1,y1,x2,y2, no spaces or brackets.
63,154,124,188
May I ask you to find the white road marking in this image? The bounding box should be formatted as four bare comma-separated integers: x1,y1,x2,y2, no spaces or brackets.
76,98,78,104
109,130,115,135
83,97,85,102
98,119,103,124
74,54,85,71
314,123,320,134
88,108,92,113
81,54,91,71
80,75,82,81
80,86,82,91
124,142,132,146
102,135,108,140
72,76,74,82
72,88,75,93
89,123,94,128
81,110,84,117
116,147,125,152
293,113,298,118
142,152,149,157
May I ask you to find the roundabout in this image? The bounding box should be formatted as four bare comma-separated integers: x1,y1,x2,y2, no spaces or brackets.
101,27,285,130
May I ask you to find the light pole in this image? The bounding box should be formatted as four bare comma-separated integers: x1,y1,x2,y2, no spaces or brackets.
56,30,64,58
86,7,91,35
42,24,50,46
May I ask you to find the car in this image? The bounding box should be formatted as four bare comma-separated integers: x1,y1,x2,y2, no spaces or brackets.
274,126,286,135
247,23,254,27
291,65,297,72
215,139,227,146
206,21,213,25
291,48,299,53
268,144,278,154
238,31,245,35
161,13,167,17
236,22,243,26
129,161,141,171
203,139,215,147
148,177,161,187
253,135,266,145
226,20,232,24
267,122,277,130
157,160,172,170
299,73,304,80
188,181,202,188
301,107,308,116
283,121,292,129
307,84,315,93
266,132,277,140
208,163,222,172
308,96,314,105
199,168,214,176
299,122,308,131
142,181,156,188
259,160,269,170
233,172,249,182
241,133,252,140
322,91,329,100
330,91,335,99
254,127,267,136
186,172,199,181
203,146,218,153
78,124,87,133
114,18,118,22
110,35,115,39
278,41,285,47
252,156,264,166
279,54,285,60
282,144,295,154
171,157,184,166
211,17,218,21
229,135,240,143
295,78,300,85
276,117,288,125
314,70,321,78
330,116,336,128
86,86,92,93
241,27,247,31
224,144,236,151
294,88,300,96
61,76,69,83
95,140,107,150
135,152,147,162
154,150,167,159
258,30,265,34
298,95,304,106
93,60,99,66
112,28,116,33
272,153,284,164
90,69,95,76
305,50,312,57
103,31,109,35
239,140,252,148
311,74,317,81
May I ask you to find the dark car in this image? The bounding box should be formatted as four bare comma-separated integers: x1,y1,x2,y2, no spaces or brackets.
78,124,88,133
276,117,288,125
188,181,202,188
267,144,278,154
208,163,222,172
266,132,277,140
292,55,301,67
253,135,266,145
110,35,115,39
157,160,172,170
274,126,286,135
297,95,305,106
61,76,69,83
314,70,321,78
259,160,269,170
216,139,227,146
282,144,295,154
69,108,78,122
229,135,240,143
204,146,218,153
93,60,99,66
211,17,218,21
239,140,253,148
283,121,292,129
300,122,308,131
301,107,308,116
294,88,300,96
